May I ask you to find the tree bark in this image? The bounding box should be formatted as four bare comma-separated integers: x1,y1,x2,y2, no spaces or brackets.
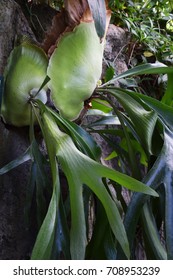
0,0,36,259
0,0,57,259
0,0,35,74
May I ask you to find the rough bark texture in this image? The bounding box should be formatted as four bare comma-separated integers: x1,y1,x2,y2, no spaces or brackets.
0,0,58,259
0,0,35,74
0,125,33,259
15,0,57,42
0,0,36,259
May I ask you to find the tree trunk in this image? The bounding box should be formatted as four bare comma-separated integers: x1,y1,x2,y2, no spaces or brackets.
0,0,57,259
0,0,39,260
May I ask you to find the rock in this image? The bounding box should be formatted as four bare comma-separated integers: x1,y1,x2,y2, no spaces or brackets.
103,24,129,77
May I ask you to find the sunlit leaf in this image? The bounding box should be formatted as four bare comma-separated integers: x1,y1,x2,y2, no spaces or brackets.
115,87,173,130
40,103,101,161
31,179,60,259
104,66,115,82
47,22,104,120
1,43,48,126
143,51,154,57
102,62,173,86
31,107,61,260
105,151,117,160
35,106,158,259
91,98,113,113
100,88,158,155
161,73,173,106
85,115,120,127
166,19,173,32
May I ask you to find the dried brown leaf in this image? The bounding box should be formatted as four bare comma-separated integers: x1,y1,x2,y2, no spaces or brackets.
42,9,67,53
42,0,111,55
64,0,89,26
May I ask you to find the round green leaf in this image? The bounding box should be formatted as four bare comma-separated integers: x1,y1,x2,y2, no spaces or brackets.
1,43,48,126
47,22,104,120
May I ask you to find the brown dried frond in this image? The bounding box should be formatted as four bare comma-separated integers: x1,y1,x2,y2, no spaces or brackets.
42,9,67,53
64,0,89,26
42,0,111,55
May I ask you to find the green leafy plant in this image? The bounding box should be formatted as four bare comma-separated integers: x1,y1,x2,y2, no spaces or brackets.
109,0,173,64
1,43,48,126
94,62,173,259
1,0,173,260
47,21,104,120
